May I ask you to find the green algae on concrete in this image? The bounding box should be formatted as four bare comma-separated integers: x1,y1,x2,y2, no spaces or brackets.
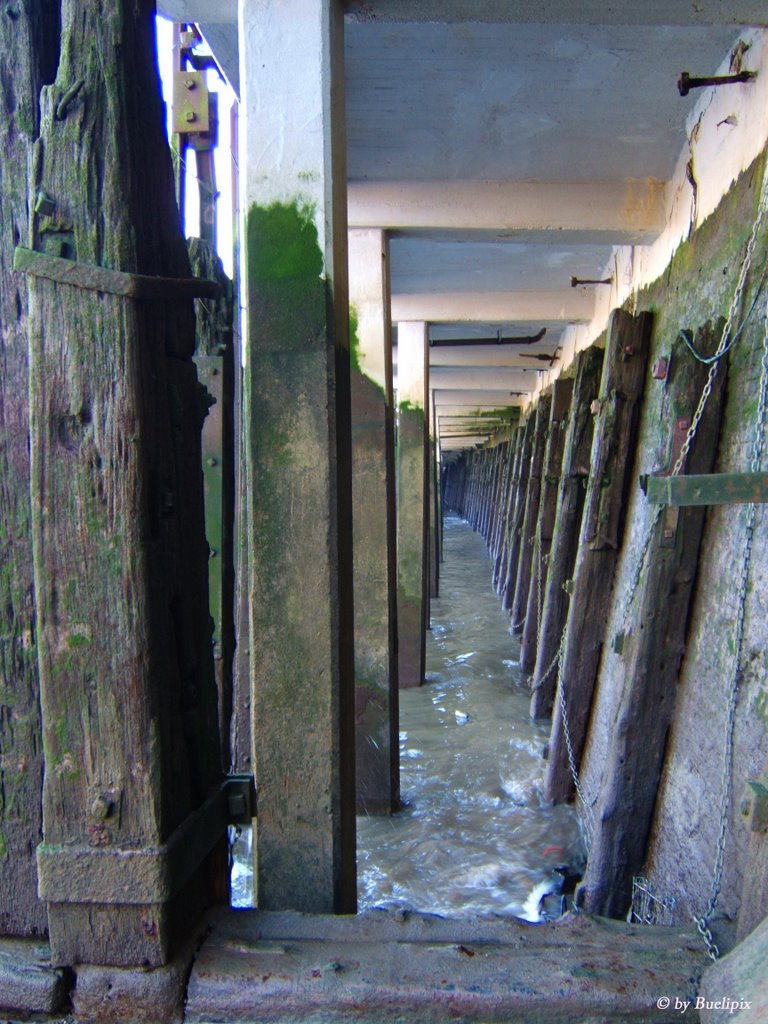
245,198,356,912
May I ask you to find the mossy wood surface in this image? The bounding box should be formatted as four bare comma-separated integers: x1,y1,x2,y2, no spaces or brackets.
510,394,551,631
0,0,59,939
521,379,573,674
545,310,652,804
530,345,604,719
582,321,727,918
492,427,523,595
26,0,221,966
501,415,535,611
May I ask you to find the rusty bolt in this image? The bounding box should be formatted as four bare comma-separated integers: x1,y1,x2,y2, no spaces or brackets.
91,795,112,819
652,357,669,380
185,110,197,123
624,344,635,357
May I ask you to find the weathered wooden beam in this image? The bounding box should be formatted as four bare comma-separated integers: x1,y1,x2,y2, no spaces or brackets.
493,427,523,595
189,239,236,773
501,415,535,610
643,471,768,506
530,345,604,719
581,320,727,918
27,0,224,966
0,0,58,940
520,378,573,674
545,309,652,804
510,394,552,631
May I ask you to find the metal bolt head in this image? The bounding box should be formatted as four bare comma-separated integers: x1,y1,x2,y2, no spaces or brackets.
185,77,196,89
590,399,601,415
207,456,218,467
185,110,197,123
91,795,112,819
34,191,56,217
652,357,669,380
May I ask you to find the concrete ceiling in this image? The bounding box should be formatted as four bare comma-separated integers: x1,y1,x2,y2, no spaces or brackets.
158,1,767,453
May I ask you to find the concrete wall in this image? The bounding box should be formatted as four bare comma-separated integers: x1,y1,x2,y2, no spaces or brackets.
579,148,768,927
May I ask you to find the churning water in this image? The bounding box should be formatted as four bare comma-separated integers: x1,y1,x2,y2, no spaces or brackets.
356,513,585,921
231,514,585,917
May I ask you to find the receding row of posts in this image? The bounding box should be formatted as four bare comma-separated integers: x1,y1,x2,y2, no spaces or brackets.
441,305,737,920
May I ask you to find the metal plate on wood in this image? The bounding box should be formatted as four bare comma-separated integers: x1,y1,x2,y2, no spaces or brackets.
173,70,210,134
643,472,768,507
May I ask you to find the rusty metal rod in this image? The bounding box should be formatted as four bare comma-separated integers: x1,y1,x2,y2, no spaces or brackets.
677,70,757,97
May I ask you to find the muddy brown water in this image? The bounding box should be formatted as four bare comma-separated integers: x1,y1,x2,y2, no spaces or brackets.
232,514,585,918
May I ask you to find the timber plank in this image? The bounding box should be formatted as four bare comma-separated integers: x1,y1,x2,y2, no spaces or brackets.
530,346,604,718
26,0,223,966
520,379,573,674
581,320,728,918
545,310,652,804
510,394,551,631
501,415,535,611
493,426,523,596
0,0,59,938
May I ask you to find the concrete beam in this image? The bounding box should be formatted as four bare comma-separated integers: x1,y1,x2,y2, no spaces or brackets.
241,0,356,914
344,1,768,25
349,180,666,240
434,390,533,405
349,228,399,814
430,344,562,368
396,322,429,689
391,289,594,323
429,367,541,390
157,1,236,20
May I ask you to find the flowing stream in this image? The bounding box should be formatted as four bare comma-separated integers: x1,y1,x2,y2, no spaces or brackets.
231,514,585,918
356,513,585,921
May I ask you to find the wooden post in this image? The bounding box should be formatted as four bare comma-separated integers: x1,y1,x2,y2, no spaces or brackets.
545,310,652,804
581,321,727,917
501,415,535,611
0,0,59,939
530,346,604,718
26,0,225,966
520,380,573,674
510,395,552,631
189,239,236,772
494,427,523,596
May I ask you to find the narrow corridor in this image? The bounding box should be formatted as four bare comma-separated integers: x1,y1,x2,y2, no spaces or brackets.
357,514,584,919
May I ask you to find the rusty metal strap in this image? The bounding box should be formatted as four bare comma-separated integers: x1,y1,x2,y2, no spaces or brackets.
14,246,220,301
37,776,255,905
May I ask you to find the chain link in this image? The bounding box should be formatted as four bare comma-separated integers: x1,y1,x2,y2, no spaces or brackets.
555,624,596,847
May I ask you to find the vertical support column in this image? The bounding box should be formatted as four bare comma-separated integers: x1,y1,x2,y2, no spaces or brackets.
530,346,604,719
510,398,551,628
241,0,356,912
520,380,573,674
0,0,57,940
501,415,534,610
348,228,399,814
545,310,652,804
397,321,429,689
28,0,224,967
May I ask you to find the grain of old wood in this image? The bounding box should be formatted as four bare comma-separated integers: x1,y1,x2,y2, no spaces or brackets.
530,345,604,719
501,415,535,611
545,310,652,804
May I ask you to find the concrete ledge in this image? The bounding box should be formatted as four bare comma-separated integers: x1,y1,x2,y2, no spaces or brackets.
698,913,768,1024
0,937,70,1016
186,908,708,1023
72,956,189,1024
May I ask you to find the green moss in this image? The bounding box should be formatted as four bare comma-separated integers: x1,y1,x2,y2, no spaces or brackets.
248,199,321,282
0,833,6,859
349,307,363,375
67,632,90,649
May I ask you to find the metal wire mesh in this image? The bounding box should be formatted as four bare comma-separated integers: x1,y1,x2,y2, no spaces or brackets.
628,876,677,926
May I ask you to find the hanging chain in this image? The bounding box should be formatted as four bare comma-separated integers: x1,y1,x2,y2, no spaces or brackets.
695,257,768,961
555,624,596,848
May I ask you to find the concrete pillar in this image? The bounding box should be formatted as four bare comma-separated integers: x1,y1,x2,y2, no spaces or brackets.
348,228,399,813
396,321,429,688
240,0,356,913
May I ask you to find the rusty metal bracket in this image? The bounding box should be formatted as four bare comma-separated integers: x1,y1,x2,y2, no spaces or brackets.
37,775,255,905
637,417,690,547
14,246,220,300
173,70,210,134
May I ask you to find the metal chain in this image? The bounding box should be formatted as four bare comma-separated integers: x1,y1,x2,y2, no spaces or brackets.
555,624,596,847
695,265,768,961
